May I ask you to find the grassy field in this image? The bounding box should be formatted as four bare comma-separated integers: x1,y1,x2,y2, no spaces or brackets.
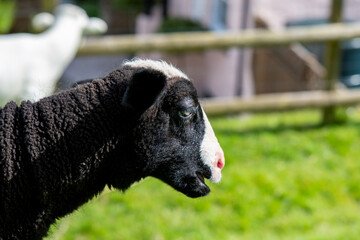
46,109,360,240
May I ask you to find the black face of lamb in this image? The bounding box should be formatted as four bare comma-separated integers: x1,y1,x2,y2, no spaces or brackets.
121,70,211,198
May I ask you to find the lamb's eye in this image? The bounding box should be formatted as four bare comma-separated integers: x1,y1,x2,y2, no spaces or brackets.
178,107,195,119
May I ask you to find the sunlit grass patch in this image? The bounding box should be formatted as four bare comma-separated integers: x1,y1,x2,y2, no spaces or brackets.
47,109,360,240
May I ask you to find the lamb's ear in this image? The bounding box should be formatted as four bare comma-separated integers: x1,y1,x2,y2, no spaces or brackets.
122,69,167,113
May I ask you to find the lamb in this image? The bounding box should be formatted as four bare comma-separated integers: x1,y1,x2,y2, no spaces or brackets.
0,4,107,103
0,59,225,239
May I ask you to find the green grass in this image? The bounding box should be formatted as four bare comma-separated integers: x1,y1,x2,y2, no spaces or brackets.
46,109,360,240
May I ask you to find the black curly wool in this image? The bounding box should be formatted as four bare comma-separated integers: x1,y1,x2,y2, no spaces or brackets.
0,67,128,239
0,63,211,239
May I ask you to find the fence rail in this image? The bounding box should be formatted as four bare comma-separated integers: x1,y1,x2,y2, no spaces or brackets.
201,89,360,117
78,23,360,55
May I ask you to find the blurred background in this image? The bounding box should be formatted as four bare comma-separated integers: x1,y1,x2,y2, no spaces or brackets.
3,0,360,239
4,0,360,97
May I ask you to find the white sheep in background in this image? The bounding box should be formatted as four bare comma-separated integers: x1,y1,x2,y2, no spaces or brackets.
0,4,107,103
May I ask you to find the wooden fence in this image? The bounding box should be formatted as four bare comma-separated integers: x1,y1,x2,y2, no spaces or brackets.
77,3,360,120
201,89,360,117
78,23,360,55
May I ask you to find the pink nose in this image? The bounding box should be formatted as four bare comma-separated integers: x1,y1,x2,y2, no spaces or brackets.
216,149,225,170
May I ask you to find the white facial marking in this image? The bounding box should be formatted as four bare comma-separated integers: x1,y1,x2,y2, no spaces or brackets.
124,58,189,80
200,108,225,183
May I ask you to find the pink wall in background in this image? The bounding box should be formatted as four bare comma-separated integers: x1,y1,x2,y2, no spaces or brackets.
253,0,360,25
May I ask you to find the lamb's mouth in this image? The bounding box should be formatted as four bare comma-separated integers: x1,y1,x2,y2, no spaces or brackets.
178,172,211,198
196,171,209,185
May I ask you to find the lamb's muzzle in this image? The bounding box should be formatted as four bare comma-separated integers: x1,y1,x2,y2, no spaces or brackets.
200,109,225,183
207,144,225,183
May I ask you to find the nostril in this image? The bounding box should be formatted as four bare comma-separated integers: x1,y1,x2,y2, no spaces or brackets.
216,148,225,170
216,150,225,170
217,160,224,170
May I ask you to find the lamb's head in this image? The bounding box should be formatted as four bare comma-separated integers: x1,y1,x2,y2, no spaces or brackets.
32,4,107,34
120,59,225,198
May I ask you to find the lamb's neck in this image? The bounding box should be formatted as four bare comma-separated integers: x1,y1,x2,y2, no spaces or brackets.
22,79,133,217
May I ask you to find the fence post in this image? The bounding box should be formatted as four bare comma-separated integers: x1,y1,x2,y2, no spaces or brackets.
322,0,343,124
